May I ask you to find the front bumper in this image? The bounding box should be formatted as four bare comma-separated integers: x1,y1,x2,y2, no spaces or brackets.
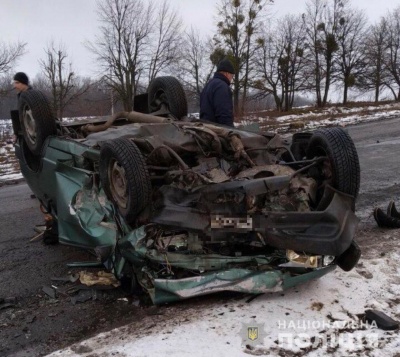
152,185,359,257
147,266,336,304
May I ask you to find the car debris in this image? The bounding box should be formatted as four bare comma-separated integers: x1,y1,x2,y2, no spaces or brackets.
30,215,59,244
58,283,116,296
42,286,57,299
365,309,399,331
51,273,80,284
79,271,120,287
12,76,361,304
33,224,46,234
71,290,97,305
46,272,121,305
66,262,104,268
29,232,44,242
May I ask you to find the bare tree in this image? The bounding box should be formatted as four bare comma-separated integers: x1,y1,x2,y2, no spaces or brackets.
213,0,272,114
32,73,52,95
39,42,89,120
254,15,307,111
0,41,26,75
0,73,13,97
88,0,183,111
175,27,215,108
253,29,280,108
383,6,400,101
303,0,344,107
147,0,183,83
358,18,388,102
33,73,113,117
335,6,367,104
0,74,14,118
87,0,153,111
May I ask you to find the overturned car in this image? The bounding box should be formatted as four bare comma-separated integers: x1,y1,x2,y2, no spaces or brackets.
12,77,361,304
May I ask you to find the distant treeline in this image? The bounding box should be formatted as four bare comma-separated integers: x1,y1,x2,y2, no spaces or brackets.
2,0,400,119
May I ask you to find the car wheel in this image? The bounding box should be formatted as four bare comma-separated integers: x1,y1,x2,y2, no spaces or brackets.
18,90,56,155
99,138,151,224
306,127,360,198
148,76,188,119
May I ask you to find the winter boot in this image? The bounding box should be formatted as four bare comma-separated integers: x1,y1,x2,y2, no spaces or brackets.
373,207,400,228
387,200,400,219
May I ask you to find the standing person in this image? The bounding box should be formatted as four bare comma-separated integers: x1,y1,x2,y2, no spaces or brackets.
13,72,31,96
11,72,32,145
200,57,235,127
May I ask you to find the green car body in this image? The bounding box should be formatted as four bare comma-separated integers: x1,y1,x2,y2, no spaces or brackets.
13,78,361,304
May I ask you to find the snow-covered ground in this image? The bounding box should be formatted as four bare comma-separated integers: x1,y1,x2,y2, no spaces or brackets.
238,102,400,133
47,249,400,357
0,119,22,183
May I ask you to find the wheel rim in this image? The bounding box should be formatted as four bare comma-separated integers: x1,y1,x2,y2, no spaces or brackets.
313,145,334,186
22,104,36,145
150,89,168,112
321,157,333,181
109,159,128,209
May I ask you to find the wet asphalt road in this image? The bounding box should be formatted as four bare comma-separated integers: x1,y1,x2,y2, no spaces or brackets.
0,184,142,356
346,117,400,218
1,116,400,356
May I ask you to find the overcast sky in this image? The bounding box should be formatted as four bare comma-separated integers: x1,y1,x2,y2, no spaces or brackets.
1,0,397,79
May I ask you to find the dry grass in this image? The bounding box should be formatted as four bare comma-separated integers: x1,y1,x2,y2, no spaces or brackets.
238,100,400,121
236,100,400,132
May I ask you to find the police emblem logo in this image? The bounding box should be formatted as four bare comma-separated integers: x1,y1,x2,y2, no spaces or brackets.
248,327,258,341
240,322,265,346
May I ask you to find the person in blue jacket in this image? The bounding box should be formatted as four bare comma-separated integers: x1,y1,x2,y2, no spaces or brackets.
200,58,235,127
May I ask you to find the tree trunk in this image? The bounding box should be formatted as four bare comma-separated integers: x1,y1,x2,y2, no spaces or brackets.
284,82,289,112
374,88,379,102
315,59,322,107
343,81,348,104
322,56,332,107
273,91,281,111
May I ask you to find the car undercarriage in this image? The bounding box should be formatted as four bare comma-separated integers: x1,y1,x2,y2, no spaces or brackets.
12,76,361,304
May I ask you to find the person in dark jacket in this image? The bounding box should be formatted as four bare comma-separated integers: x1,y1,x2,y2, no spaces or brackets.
200,58,235,127
12,72,32,144
13,72,31,96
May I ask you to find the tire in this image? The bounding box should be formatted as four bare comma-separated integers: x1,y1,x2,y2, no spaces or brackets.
306,127,360,198
99,138,151,224
18,90,56,155
148,76,188,119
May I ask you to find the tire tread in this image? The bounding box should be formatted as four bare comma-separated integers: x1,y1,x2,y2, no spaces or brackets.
99,138,151,224
148,76,187,119
307,127,360,198
18,90,56,155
